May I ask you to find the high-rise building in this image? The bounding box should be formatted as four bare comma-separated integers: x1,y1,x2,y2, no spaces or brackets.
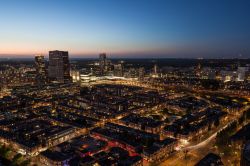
35,55,46,85
113,62,124,77
138,67,145,81
99,53,107,75
48,50,71,83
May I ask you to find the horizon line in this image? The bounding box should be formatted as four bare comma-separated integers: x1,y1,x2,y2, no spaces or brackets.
0,57,249,60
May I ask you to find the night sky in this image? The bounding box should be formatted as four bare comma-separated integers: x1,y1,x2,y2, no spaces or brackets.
0,0,250,58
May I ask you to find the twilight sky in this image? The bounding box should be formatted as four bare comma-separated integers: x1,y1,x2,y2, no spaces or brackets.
0,0,250,58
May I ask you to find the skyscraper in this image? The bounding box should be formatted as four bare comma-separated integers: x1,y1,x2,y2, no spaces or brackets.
113,63,124,77
99,53,107,75
138,67,145,81
35,55,46,85
48,50,71,83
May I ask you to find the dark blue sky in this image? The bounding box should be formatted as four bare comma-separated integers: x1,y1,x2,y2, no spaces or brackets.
0,0,250,58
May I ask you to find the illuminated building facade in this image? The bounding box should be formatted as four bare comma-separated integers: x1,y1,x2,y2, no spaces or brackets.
99,53,107,75
35,55,46,85
48,50,71,83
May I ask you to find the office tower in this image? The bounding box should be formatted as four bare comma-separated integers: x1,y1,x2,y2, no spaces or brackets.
126,68,137,78
114,63,124,77
35,55,46,85
99,53,107,75
48,50,71,83
138,67,145,81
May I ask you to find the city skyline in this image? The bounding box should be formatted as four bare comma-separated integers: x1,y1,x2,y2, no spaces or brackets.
0,0,250,58
0,53,249,166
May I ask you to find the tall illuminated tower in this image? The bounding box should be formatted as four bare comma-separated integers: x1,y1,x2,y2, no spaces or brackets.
99,53,107,75
35,55,46,85
48,50,71,83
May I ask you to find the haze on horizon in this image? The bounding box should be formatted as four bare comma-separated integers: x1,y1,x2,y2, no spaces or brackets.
0,0,250,58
